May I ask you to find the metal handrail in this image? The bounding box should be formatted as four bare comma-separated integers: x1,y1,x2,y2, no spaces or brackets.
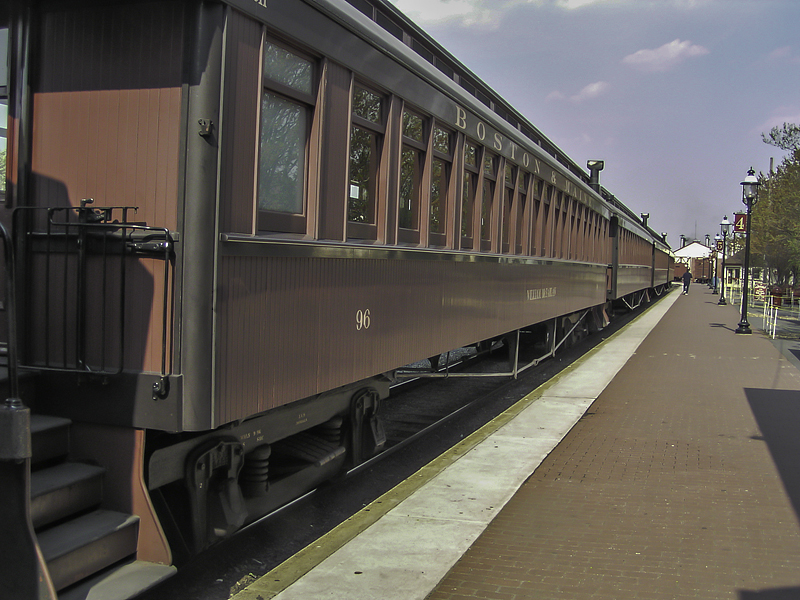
12,204,174,394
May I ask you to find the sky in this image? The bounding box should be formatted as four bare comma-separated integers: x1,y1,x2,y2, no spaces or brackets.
386,0,800,247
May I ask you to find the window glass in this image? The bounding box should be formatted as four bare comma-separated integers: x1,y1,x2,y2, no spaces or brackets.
263,40,312,95
481,179,493,241
464,143,477,168
348,126,378,223
484,153,495,177
258,41,315,230
461,142,479,242
258,92,306,214
353,87,382,123
348,85,384,235
433,126,450,155
402,111,423,142
399,147,420,229
481,152,496,244
430,158,446,235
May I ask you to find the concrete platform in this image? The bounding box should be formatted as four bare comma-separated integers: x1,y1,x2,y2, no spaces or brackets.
232,284,800,600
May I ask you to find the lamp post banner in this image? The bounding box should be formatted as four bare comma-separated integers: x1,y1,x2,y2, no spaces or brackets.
734,213,748,233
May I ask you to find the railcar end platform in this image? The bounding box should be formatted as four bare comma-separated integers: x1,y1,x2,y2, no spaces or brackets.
232,284,800,600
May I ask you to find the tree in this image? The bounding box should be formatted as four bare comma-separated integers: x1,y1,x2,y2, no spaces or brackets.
751,142,800,286
762,122,800,152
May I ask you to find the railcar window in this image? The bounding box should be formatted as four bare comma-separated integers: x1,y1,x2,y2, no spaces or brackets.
429,124,452,245
353,87,382,123
433,125,450,155
399,109,426,242
502,163,515,253
257,41,316,232
258,93,307,214
399,147,421,232
516,172,529,255
461,142,479,248
263,41,312,95
481,152,497,250
349,127,379,223
348,85,385,239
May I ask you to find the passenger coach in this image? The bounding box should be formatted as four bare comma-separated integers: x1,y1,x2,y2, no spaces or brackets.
0,0,672,598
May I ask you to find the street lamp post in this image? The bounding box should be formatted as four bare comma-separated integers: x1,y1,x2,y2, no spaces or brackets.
713,233,721,294
735,168,759,333
718,217,730,305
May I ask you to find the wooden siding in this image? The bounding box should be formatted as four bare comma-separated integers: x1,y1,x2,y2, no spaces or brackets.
28,2,184,373
219,9,262,234
33,1,183,228
214,251,605,426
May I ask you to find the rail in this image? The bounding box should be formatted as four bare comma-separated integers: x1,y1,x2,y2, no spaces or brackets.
12,202,174,397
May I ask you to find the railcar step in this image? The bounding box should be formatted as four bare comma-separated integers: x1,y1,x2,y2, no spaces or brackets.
37,510,139,591
31,462,106,529
58,560,177,600
31,415,72,466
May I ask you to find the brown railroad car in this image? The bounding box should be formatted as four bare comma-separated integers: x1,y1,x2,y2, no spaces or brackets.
0,0,673,597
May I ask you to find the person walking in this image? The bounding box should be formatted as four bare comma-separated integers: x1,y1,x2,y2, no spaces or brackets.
682,268,692,295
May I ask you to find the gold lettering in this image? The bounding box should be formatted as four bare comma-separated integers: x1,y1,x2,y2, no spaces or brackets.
493,132,503,151
476,121,486,141
456,106,467,130
534,159,540,174
522,153,530,168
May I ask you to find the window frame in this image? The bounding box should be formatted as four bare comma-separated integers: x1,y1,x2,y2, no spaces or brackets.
397,107,426,244
501,162,516,253
480,150,497,252
347,83,386,241
428,123,453,248
256,38,317,235
460,140,479,249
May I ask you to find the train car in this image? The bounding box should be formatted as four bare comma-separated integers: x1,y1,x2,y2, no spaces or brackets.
0,0,672,597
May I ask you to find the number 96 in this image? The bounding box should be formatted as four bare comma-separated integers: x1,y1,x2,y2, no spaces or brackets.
356,309,371,330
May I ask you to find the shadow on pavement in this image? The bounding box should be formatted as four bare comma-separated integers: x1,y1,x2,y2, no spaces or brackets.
746,388,800,522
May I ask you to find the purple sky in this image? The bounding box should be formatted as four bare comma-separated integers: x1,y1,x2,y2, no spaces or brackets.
388,0,800,246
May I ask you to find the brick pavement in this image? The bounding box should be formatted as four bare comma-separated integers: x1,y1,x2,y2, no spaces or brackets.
426,287,800,600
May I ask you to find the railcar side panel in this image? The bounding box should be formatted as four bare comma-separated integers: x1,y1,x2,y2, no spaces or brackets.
654,246,672,287
615,264,655,299
214,244,605,426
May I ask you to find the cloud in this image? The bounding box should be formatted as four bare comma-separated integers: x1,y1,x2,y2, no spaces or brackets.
570,81,610,102
768,46,800,64
385,0,515,28
622,39,709,72
547,81,610,103
387,0,709,28
385,0,615,29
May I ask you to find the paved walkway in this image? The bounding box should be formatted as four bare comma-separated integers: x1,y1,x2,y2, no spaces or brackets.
428,286,800,600
234,284,800,600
